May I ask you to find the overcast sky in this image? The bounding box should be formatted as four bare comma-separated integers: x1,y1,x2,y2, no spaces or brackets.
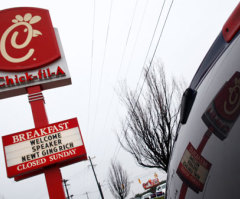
0,0,239,199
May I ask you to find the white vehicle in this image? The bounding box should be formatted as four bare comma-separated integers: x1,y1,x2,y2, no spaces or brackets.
141,192,151,199
166,3,240,199
156,183,166,194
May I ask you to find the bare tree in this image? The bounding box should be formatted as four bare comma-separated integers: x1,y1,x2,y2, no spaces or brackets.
108,161,130,199
119,62,184,172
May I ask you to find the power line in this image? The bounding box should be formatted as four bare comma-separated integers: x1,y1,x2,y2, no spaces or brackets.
117,0,139,77
112,0,167,163
99,0,154,165
91,0,115,139
100,0,167,166
134,0,175,105
99,0,141,165
124,0,150,78
75,190,99,197
130,0,167,100
67,165,89,180
112,0,175,163
136,0,175,104
87,0,96,136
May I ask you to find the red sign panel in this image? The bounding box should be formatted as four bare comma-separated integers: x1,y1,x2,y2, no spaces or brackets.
202,72,240,140
177,143,211,193
142,178,160,190
2,118,87,178
0,7,60,71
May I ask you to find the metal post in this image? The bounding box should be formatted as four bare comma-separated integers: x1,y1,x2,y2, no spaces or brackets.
88,156,104,199
27,85,66,199
63,179,70,199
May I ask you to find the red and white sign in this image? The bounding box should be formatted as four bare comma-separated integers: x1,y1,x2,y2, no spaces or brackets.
2,118,87,178
142,178,160,190
177,143,211,193
202,72,240,140
0,7,71,99
0,7,60,71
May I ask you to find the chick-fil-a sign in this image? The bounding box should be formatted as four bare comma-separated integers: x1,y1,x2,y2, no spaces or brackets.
2,118,87,178
177,143,211,193
202,72,240,140
0,7,71,99
0,7,60,71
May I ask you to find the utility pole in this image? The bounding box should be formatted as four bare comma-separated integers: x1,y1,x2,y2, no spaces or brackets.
88,156,104,199
63,179,70,199
86,192,89,199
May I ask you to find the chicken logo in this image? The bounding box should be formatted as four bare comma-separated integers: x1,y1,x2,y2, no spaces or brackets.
0,13,42,63
0,8,60,71
202,72,240,140
224,77,240,115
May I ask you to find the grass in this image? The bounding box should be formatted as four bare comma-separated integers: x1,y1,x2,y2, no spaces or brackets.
155,196,164,199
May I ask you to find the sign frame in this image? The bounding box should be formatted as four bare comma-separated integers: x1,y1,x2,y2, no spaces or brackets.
0,28,71,99
2,117,87,178
177,142,211,193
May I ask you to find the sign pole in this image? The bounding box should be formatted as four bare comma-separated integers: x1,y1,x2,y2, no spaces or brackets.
27,85,66,199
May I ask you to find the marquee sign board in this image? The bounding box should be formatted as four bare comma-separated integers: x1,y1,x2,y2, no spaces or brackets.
0,7,71,99
177,143,211,193
2,118,87,178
